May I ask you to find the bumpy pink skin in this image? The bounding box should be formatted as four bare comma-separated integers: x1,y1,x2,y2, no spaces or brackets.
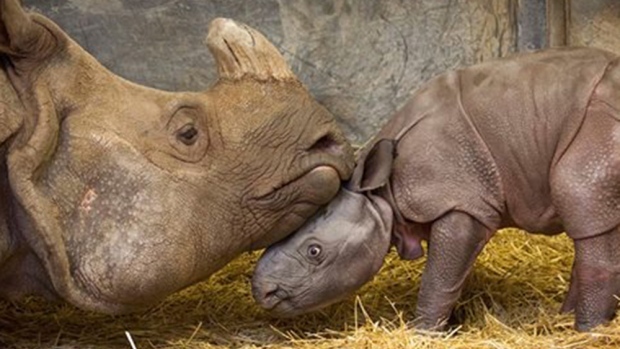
255,47,620,332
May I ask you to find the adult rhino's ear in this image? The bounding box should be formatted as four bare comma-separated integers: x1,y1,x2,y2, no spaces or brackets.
205,18,297,82
0,0,66,70
2,0,82,307
347,139,396,192
5,84,77,308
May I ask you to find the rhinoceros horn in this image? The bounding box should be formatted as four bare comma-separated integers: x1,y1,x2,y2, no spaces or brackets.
206,18,296,81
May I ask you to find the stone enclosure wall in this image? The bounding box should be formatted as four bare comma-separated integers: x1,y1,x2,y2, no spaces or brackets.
26,0,620,144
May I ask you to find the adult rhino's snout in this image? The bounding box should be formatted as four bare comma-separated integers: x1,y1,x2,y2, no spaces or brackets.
305,130,355,179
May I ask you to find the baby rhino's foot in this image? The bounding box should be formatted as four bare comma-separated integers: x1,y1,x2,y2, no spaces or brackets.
562,261,620,331
575,267,618,332
410,316,449,336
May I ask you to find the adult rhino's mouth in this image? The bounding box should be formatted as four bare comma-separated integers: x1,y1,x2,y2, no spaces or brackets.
252,150,353,204
252,165,340,204
246,160,347,250
252,127,355,203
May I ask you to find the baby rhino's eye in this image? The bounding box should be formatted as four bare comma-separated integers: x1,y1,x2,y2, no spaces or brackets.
307,244,322,258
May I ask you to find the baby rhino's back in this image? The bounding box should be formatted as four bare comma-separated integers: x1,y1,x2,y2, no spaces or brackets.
379,48,617,233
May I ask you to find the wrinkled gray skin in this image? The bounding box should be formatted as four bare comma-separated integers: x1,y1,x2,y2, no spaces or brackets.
0,0,354,314
253,189,392,315
254,47,620,332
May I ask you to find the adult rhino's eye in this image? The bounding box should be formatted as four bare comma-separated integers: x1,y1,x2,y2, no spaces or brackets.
177,124,199,145
307,244,322,258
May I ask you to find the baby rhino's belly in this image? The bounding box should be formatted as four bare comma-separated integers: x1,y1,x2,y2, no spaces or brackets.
502,199,565,235
502,178,564,235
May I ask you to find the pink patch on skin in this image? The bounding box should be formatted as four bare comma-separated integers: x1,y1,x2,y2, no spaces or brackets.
79,188,98,213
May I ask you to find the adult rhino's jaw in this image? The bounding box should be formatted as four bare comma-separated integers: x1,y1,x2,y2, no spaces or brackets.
245,132,354,250
246,166,342,250
296,166,342,204
253,166,341,204
252,129,355,204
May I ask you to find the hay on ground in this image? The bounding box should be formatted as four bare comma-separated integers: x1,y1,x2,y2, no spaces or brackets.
1,228,620,348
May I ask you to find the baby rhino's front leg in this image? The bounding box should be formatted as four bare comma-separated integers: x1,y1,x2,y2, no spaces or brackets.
415,211,492,330
562,229,620,331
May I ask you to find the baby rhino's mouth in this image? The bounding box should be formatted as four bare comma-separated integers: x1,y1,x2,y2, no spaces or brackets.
251,257,305,317
252,280,308,317
252,282,289,311
252,279,341,317
252,266,338,317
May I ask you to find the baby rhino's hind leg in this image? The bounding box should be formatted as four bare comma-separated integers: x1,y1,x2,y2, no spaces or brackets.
551,109,620,330
565,230,620,331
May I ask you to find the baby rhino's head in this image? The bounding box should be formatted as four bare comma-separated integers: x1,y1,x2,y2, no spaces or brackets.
252,189,393,316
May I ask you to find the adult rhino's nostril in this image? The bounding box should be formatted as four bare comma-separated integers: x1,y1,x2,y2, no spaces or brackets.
306,131,355,178
307,133,343,156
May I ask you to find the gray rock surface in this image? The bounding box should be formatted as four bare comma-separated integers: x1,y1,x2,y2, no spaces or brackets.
569,0,620,54
25,1,620,143
26,1,513,143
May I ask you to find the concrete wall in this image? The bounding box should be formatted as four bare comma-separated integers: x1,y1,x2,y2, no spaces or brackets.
569,0,620,53
27,1,620,143
26,0,515,143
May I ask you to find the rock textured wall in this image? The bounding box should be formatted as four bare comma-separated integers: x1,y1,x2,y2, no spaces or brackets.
26,0,514,144
24,1,620,143
275,1,514,142
569,0,620,54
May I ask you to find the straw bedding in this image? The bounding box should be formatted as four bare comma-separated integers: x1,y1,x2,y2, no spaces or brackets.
1,228,619,348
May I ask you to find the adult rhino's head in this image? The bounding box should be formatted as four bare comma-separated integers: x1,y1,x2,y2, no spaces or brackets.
1,0,354,313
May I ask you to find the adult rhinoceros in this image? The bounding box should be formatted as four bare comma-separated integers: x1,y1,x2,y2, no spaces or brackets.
0,0,354,313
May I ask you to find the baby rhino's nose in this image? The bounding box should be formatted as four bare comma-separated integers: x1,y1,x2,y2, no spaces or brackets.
252,281,288,310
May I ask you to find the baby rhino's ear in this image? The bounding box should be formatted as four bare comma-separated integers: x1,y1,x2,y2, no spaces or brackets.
348,139,396,192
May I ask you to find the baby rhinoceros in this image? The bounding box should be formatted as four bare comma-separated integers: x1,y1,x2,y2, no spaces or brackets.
253,47,620,332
